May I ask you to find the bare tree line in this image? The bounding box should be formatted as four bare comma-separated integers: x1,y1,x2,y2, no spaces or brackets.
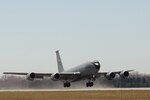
0,72,150,89
98,72,150,88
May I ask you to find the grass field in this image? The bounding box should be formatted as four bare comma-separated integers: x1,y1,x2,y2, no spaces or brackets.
0,90,150,100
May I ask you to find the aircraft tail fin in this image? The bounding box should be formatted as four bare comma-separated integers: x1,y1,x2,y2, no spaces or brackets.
55,50,64,72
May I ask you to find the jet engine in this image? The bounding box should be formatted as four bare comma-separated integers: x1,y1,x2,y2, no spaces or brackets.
106,72,116,80
51,73,60,81
120,71,129,78
27,72,36,81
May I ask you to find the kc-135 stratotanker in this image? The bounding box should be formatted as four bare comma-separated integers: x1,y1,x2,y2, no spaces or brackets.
4,50,133,87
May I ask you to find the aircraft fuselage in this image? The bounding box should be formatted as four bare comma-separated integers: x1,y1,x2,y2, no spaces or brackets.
63,61,100,82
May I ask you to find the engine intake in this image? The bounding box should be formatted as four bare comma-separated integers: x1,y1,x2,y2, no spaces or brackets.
120,71,129,78
51,73,60,81
106,72,116,80
27,72,35,81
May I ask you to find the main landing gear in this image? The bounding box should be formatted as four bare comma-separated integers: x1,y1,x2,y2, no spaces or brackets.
64,82,71,87
86,76,95,87
86,81,94,87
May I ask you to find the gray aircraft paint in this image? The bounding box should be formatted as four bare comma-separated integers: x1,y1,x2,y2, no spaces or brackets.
66,62,100,77
56,50,64,72
3,50,133,87
56,50,100,82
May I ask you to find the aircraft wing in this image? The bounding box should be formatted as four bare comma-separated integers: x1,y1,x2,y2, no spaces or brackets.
95,70,134,77
59,72,80,79
3,72,80,79
3,72,52,78
3,72,28,75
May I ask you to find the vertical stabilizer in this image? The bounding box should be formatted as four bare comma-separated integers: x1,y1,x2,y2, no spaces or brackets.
55,50,64,72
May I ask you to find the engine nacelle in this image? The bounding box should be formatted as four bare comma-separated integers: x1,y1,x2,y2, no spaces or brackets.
27,72,36,81
106,72,116,80
51,73,60,81
120,71,129,78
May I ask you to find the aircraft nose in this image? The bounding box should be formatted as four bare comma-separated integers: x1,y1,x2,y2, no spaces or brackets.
91,61,100,70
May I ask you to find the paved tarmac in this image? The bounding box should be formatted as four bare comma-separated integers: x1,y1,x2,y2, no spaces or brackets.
0,88,150,92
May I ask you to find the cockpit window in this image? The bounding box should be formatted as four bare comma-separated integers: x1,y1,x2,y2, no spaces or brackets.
94,62,99,66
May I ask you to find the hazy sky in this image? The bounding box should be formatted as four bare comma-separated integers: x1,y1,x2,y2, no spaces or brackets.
0,0,150,74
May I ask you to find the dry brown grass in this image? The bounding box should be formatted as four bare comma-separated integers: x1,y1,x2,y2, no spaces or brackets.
0,90,150,100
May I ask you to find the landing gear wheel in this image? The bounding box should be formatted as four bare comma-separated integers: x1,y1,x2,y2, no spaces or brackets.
64,82,71,87
86,82,94,87
90,82,93,86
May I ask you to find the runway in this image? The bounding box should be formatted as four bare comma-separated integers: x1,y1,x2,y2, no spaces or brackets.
0,88,150,92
